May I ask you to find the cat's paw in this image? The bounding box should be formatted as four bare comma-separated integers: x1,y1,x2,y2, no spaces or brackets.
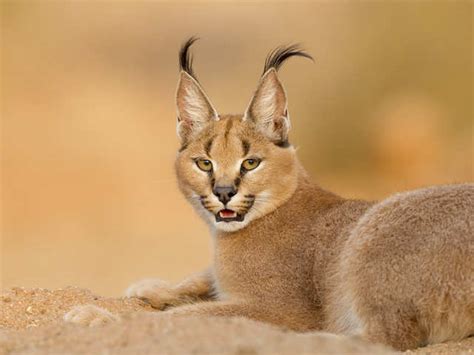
63,304,120,326
125,279,180,310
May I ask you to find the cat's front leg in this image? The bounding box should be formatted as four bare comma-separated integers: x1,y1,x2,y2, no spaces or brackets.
126,268,215,310
167,301,283,327
64,304,120,326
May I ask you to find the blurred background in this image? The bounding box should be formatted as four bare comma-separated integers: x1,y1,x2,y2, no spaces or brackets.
1,1,472,296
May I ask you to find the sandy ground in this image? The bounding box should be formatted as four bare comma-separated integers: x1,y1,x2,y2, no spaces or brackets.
0,288,472,355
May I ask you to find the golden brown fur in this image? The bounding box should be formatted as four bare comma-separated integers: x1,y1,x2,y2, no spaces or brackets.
65,40,474,351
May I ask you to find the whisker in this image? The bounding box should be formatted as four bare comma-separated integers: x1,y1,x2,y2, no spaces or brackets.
256,196,288,204
248,205,267,216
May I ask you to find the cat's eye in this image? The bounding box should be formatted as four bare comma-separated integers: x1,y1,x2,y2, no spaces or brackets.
196,159,213,172
241,158,261,171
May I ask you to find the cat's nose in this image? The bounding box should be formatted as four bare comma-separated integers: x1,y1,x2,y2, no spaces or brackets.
213,186,237,205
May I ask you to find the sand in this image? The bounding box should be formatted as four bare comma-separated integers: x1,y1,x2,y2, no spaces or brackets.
0,288,472,355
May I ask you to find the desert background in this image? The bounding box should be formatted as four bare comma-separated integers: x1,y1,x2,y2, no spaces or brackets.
1,1,472,298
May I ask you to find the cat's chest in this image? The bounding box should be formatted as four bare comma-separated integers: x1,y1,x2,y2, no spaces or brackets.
213,223,316,298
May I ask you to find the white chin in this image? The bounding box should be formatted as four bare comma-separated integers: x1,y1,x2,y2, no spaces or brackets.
213,219,250,233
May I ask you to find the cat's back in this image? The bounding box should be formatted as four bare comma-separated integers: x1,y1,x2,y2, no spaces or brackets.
326,183,474,347
343,183,473,291
351,183,473,250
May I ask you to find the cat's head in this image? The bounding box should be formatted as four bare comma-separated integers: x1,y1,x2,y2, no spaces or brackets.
174,37,312,233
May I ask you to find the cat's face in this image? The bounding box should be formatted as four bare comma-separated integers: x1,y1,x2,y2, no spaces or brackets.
175,115,298,232
173,38,311,233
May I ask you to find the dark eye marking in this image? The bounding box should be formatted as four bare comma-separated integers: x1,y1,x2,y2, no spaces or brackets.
234,177,241,188
204,137,215,157
241,140,250,157
274,140,290,148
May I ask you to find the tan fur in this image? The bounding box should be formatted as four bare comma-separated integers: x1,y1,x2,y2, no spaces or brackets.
325,185,474,350
64,304,120,326
125,269,214,310
67,45,474,351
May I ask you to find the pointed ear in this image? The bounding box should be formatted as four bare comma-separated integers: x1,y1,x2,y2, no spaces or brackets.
176,71,218,143
243,69,290,145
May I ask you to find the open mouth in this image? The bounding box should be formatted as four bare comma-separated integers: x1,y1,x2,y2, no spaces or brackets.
216,209,245,223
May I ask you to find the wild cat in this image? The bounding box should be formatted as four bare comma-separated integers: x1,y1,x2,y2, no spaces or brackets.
65,38,474,351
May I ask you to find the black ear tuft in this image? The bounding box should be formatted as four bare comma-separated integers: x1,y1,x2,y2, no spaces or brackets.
263,44,313,74
179,36,199,79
